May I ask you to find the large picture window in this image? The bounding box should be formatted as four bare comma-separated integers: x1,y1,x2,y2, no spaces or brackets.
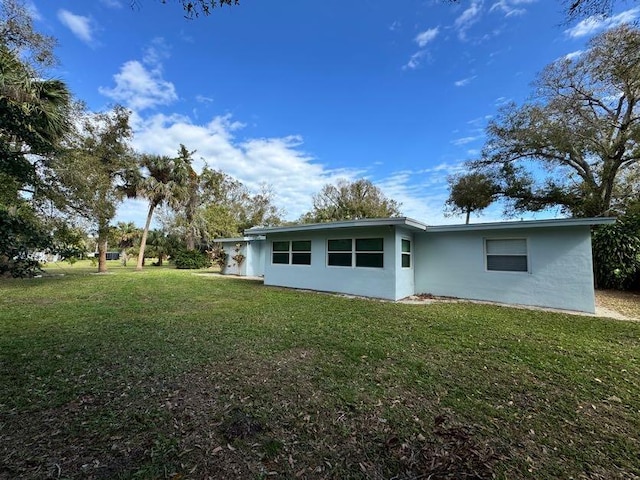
327,237,384,268
272,240,311,265
485,238,528,272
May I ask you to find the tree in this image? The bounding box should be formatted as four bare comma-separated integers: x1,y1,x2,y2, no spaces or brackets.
471,24,640,218
0,2,73,277
130,153,192,270
137,0,238,18
113,221,139,266
0,0,57,73
60,106,136,273
445,172,500,224
164,164,283,245
300,178,401,223
145,229,169,266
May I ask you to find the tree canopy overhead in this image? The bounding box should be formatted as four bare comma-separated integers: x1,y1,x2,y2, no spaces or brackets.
300,179,402,223
470,24,640,218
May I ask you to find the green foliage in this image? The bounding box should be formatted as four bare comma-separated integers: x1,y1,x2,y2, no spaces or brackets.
0,204,50,277
173,249,211,269
445,172,500,223
51,222,88,261
301,178,401,223
471,24,640,217
592,214,640,290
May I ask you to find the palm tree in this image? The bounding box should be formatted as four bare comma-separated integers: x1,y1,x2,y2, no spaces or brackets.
134,152,192,270
145,229,169,266
113,221,139,266
0,45,71,184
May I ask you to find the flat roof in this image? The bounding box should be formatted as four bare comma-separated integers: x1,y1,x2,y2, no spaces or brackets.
244,216,616,236
212,236,265,242
425,217,616,232
244,217,428,235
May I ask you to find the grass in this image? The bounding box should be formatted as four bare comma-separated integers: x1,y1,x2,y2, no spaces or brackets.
1,262,639,479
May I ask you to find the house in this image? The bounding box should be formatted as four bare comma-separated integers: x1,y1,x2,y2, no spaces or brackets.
213,236,266,277
231,217,615,314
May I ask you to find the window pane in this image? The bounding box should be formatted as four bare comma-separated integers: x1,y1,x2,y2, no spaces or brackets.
292,240,311,252
292,253,311,265
273,241,289,252
328,252,352,266
486,239,526,255
356,253,383,268
401,239,411,253
487,255,527,272
272,252,289,264
402,253,411,268
328,239,352,251
356,238,383,251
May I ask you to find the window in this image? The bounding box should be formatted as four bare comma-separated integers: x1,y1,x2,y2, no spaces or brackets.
272,240,311,265
485,238,528,272
327,237,384,268
328,239,352,266
401,239,411,268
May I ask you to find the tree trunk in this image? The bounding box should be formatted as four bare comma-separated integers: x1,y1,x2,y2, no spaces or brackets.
136,203,156,271
465,209,471,225
186,233,195,251
120,249,128,266
97,237,108,273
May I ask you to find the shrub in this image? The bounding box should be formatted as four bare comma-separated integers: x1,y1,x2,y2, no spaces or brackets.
173,249,211,269
592,214,640,290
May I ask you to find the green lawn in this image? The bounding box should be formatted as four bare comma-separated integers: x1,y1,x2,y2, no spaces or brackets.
1,265,639,479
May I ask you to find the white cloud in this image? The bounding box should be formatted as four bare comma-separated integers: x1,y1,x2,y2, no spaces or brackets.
564,7,640,38
451,135,481,146
403,50,428,70
415,27,440,47
454,1,483,41
25,1,42,21
196,95,214,103
389,20,401,31
99,39,177,111
454,75,477,87
143,37,171,67
57,9,94,44
99,60,178,110
100,0,123,8
490,0,536,17
564,49,584,60
121,113,363,224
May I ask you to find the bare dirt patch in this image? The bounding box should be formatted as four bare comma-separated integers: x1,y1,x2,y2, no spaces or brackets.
595,289,640,321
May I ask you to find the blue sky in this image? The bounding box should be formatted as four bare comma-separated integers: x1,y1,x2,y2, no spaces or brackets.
30,0,640,226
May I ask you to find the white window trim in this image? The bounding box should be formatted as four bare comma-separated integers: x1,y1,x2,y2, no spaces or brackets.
401,238,412,269
484,237,529,274
326,236,385,269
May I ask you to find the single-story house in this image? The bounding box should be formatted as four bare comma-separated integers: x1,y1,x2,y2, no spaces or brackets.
213,236,266,277
229,217,614,314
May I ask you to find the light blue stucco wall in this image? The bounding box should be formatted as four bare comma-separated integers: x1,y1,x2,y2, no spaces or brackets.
246,240,265,277
218,239,265,276
263,226,406,300
414,226,596,313
219,240,247,276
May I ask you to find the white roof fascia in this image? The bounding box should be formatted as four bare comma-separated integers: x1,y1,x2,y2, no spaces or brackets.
244,217,427,235
213,236,265,242
426,217,616,233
